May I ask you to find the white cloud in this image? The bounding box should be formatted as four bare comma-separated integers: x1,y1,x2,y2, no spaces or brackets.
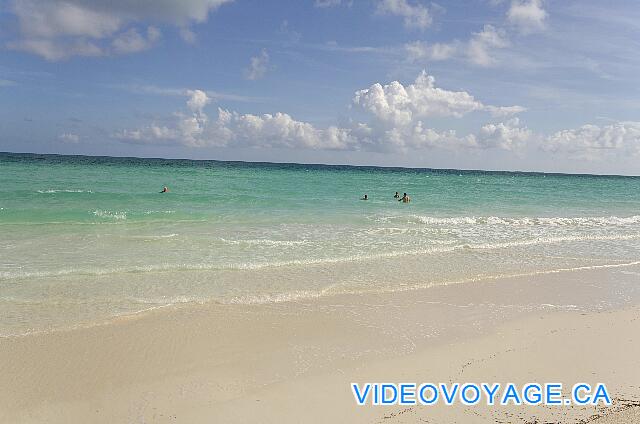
7,38,104,61
11,0,122,39
406,25,509,67
507,0,547,34
122,83,263,103
405,40,459,62
7,0,232,60
211,109,359,150
58,133,80,143
543,122,640,158
352,70,524,125
278,20,301,44
474,118,532,150
115,71,530,153
186,89,211,112
114,90,209,145
244,49,270,81
467,24,509,66
376,0,433,30
314,0,343,7
112,27,160,54
179,27,197,44
115,93,358,150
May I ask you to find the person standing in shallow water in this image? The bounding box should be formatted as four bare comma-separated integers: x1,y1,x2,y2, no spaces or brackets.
400,193,410,203
361,194,368,200
160,186,169,193
394,191,400,199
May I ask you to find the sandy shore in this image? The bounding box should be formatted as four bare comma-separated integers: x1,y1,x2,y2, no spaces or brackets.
1,267,640,423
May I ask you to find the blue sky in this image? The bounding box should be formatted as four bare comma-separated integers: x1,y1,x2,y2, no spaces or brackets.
1,0,640,174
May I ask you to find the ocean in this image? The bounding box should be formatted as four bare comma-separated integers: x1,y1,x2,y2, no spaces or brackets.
2,152,640,336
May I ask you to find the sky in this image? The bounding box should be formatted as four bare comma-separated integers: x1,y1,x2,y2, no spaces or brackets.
1,0,640,174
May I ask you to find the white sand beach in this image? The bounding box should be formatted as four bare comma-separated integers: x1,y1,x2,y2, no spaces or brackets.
2,266,639,423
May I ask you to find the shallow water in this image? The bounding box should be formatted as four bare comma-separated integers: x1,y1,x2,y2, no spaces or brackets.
2,152,640,335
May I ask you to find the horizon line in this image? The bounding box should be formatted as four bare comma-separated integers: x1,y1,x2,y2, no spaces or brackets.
1,150,638,179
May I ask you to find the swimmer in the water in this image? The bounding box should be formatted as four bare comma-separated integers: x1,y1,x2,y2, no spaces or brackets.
361,194,368,200
394,191,400,199
399,192,410,203
160,186,169,193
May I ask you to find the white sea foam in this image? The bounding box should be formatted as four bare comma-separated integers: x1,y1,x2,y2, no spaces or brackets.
127,233,179,241
3,259,637,337
217,238,310,246
37,189,93,193
376,214,640,227
92,209,127,220
142,210,176,215
226,260,640,305
3,232,639,280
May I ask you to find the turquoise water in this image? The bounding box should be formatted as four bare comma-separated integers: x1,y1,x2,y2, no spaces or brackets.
2,152,640,335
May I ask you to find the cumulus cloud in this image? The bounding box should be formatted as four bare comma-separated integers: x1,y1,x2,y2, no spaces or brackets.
543,122,640,158
352,70,524,125
116,102,458,152
114,90,208,145
406,25,509,67
211,109,361,150
185,89,211,112
376,0,433,30
244,49,270,81
473,118,532,150
115,70,531,154
507,0,547,33
115,90,359,149
6,0,232,60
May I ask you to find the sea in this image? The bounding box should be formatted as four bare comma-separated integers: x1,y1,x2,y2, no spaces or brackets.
2,152,640,336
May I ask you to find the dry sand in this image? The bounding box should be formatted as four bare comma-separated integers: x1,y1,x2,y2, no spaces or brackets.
1,267,639,423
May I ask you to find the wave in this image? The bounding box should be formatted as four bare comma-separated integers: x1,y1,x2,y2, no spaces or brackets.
227,260,640,305
3,232,639,280
376,214,640,227
0,302,181,339
142,210,176,215
37,189,93,194
3,260,638,337
217,238,310,246
93,210,175,220
92,209,127,220
126,233,179,241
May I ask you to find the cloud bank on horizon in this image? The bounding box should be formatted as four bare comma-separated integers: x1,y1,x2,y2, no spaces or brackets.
2,0,640,173
115,70,532,152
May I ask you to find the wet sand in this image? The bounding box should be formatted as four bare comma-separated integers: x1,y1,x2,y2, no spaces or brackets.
1,267,640,423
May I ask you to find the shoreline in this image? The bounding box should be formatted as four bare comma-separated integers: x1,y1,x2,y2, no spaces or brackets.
1,267,640,423
3,257,640,339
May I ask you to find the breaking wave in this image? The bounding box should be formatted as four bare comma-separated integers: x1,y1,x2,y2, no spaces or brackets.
375,214,640,227
3,232,639,280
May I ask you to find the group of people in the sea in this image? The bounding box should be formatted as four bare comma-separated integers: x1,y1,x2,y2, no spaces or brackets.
161,185,411,203
361,191,411,203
